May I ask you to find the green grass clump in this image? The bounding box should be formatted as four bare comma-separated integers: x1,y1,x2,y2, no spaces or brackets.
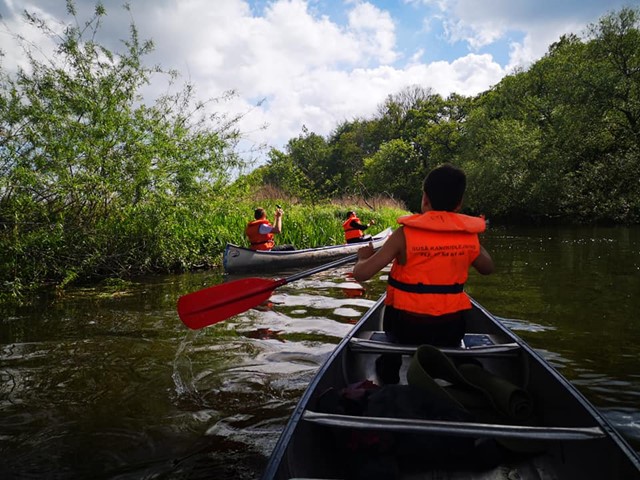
0,194,408,301
225,202,407,251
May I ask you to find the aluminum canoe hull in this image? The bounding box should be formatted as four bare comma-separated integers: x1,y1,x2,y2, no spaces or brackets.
261,294,640,480
223,227,393,273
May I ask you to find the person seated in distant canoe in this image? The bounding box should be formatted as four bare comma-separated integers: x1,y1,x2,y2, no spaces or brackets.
245,207,295,251
343,211,376,244
352,164,494,383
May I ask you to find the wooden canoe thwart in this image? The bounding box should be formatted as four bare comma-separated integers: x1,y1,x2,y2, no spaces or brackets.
261,295,640,480
223,227,393,273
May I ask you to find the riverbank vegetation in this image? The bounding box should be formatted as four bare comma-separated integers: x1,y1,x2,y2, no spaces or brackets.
1,3,639,299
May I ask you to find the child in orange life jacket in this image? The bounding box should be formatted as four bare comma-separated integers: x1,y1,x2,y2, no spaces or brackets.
352,164,494,383
342,211,376,244
245,207,295,251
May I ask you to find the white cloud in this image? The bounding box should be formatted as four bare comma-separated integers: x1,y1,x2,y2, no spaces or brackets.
441,16,505,50
135,0,411,156
0,3,61,72
0,0,632,164
416,0,632,69
135,0,508,156
404,54,506,95
347,2,398,64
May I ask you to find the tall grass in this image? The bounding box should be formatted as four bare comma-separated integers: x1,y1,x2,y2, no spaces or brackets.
237,186,408,249
216,201,407,252
0,193,408,301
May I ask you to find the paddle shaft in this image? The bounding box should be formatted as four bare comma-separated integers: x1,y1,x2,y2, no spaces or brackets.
178,252,360,329
281,252,358,284
182,253,359,317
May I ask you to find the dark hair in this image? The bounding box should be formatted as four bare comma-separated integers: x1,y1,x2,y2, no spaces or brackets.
346,211,356,218
423,164,466,211
254,208,266,220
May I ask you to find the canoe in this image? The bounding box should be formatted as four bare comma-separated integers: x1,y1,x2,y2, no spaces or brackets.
261,294,640,479
223,227,393,273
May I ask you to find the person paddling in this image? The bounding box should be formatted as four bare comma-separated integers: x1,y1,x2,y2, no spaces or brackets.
245,206,295,251
352,164,494,383
342,211,375,244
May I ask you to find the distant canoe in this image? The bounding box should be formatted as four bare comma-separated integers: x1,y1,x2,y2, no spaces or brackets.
223,227,393,274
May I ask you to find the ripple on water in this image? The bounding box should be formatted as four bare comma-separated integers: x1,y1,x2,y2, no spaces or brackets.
237,312,353,339
527,347,570,369
603,408,640,450
1,342,51,362
4,226,638,479
498,316,554,333
205,414,284,459
271,292,376,310
333,307,364,317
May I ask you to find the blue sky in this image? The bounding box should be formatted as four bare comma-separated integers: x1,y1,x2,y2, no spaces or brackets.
0,0,636,164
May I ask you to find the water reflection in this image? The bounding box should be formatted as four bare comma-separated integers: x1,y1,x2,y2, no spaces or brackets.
496,316,555,333
0,225,639,478
242,328,285,341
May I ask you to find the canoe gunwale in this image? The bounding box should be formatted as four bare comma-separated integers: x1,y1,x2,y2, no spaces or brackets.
302,411,606,441
349,336,522,357
223,227,393,273
261,294,640,479
261,295,388,478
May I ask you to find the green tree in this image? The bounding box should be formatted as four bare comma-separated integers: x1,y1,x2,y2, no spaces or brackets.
461,99,545,219
283,127,332,196
260,148,313,200
0,2,245,296
403,92,470,170
325,119,386,196
462,8,640,223
564,7,640,222
239,8,640,224
360,139,424,211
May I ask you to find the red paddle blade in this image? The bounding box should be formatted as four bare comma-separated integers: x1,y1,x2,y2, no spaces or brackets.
177,277,282,330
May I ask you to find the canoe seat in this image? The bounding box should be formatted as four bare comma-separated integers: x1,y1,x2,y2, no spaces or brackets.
349,331,521,357
302,411,605,441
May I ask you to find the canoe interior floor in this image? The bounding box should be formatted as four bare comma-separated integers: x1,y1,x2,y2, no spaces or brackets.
267,298,640,480
285,330,627,479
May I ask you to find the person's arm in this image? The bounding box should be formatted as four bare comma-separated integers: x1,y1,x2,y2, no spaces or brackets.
353,228,404,282
271,208,283,234
350,219,375,231
350,219,368,231
472,244,494,275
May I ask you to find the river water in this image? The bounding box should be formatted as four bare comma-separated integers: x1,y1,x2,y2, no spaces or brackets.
1,225,639,479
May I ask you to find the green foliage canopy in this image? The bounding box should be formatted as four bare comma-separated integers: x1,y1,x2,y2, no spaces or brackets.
0,2,244,297
258,7,640,224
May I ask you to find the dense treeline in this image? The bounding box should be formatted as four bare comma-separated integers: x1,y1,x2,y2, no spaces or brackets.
254,8,640,224
1,4,638,299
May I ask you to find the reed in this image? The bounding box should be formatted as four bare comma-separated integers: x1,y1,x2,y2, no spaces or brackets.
0,196,408,300
219,202,407,252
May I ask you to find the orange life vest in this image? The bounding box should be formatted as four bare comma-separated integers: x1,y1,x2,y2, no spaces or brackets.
342,215,364,242
245,219,275,251
385,211,486,316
